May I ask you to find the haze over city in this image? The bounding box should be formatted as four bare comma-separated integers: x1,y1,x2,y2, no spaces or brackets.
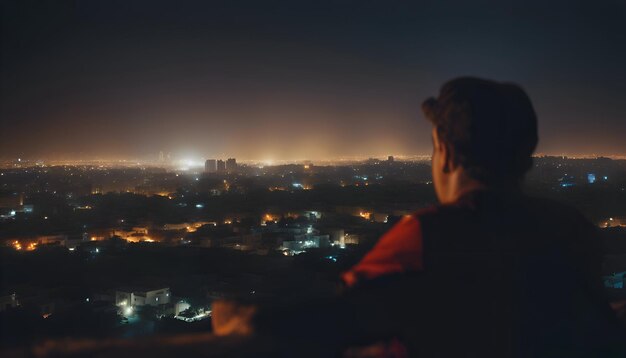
4,1,626,357
2,0,626,161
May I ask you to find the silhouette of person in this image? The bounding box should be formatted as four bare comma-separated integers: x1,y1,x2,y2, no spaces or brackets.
344,77,541,286
212,78,624,357
339,77,624,357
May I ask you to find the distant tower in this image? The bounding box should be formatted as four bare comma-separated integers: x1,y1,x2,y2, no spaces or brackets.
387,155,394,163
217,159,226,172
205,159,217,173
159,151,165,162
226,158,237,172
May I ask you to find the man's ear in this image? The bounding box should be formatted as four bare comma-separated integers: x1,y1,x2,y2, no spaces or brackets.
433,128,452,173
441,142,452,173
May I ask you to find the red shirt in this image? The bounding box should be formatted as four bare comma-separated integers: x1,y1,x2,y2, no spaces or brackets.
342,215,424,287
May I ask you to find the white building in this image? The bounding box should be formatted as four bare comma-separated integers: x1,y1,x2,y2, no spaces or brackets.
116,287,171,307
282,234,330,255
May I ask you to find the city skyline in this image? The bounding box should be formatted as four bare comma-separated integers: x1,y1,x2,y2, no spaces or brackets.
4,152,626,166
2,1,626,354
2,1,626,160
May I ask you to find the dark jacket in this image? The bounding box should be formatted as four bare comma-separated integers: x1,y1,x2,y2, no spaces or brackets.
340,189,624,357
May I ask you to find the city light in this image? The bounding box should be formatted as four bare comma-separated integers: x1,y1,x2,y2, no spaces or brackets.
1,0,626,353
588,174,596,184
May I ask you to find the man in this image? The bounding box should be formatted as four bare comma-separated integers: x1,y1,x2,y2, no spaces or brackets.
213,78,624,357
339,77,623,356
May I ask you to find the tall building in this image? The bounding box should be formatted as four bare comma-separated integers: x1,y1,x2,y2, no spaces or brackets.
226,158,237,172
387,155,394,163
217,159,226,172
205,159,217,173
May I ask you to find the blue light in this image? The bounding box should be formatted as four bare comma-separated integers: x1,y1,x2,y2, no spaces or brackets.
604,176,609,180
587,174,596,184
195,204,204,209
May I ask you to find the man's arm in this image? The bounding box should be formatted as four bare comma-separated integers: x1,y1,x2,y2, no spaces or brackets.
212,215,429,355
342,215,424,286
212,272,429,356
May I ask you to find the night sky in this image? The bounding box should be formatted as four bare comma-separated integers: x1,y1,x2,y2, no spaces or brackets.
1,0,626,161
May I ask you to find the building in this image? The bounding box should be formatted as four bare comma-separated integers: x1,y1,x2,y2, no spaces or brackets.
116,287,171,307
163,221,214,232
0,193,22,208
35,234,68,246
372,213,389,223
226,158,237,172
282,234,330,255
327,229,344,244
341,233,361,247
604,272,626,289
388,155,394,162
112,226,152,242
174,301,191,316
217,160,226,172
205,159,217,173
599,216,626,228
65,233,89,250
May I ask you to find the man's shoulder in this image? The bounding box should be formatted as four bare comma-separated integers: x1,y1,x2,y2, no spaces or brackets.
410,192,596,239
414,192,590,220
412,202,462,218
410,200,476,224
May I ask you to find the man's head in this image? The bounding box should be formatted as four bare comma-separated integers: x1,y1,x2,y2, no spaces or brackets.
422,77,538,203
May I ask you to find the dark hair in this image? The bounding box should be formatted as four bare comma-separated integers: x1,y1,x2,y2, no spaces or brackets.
422,77,538,185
